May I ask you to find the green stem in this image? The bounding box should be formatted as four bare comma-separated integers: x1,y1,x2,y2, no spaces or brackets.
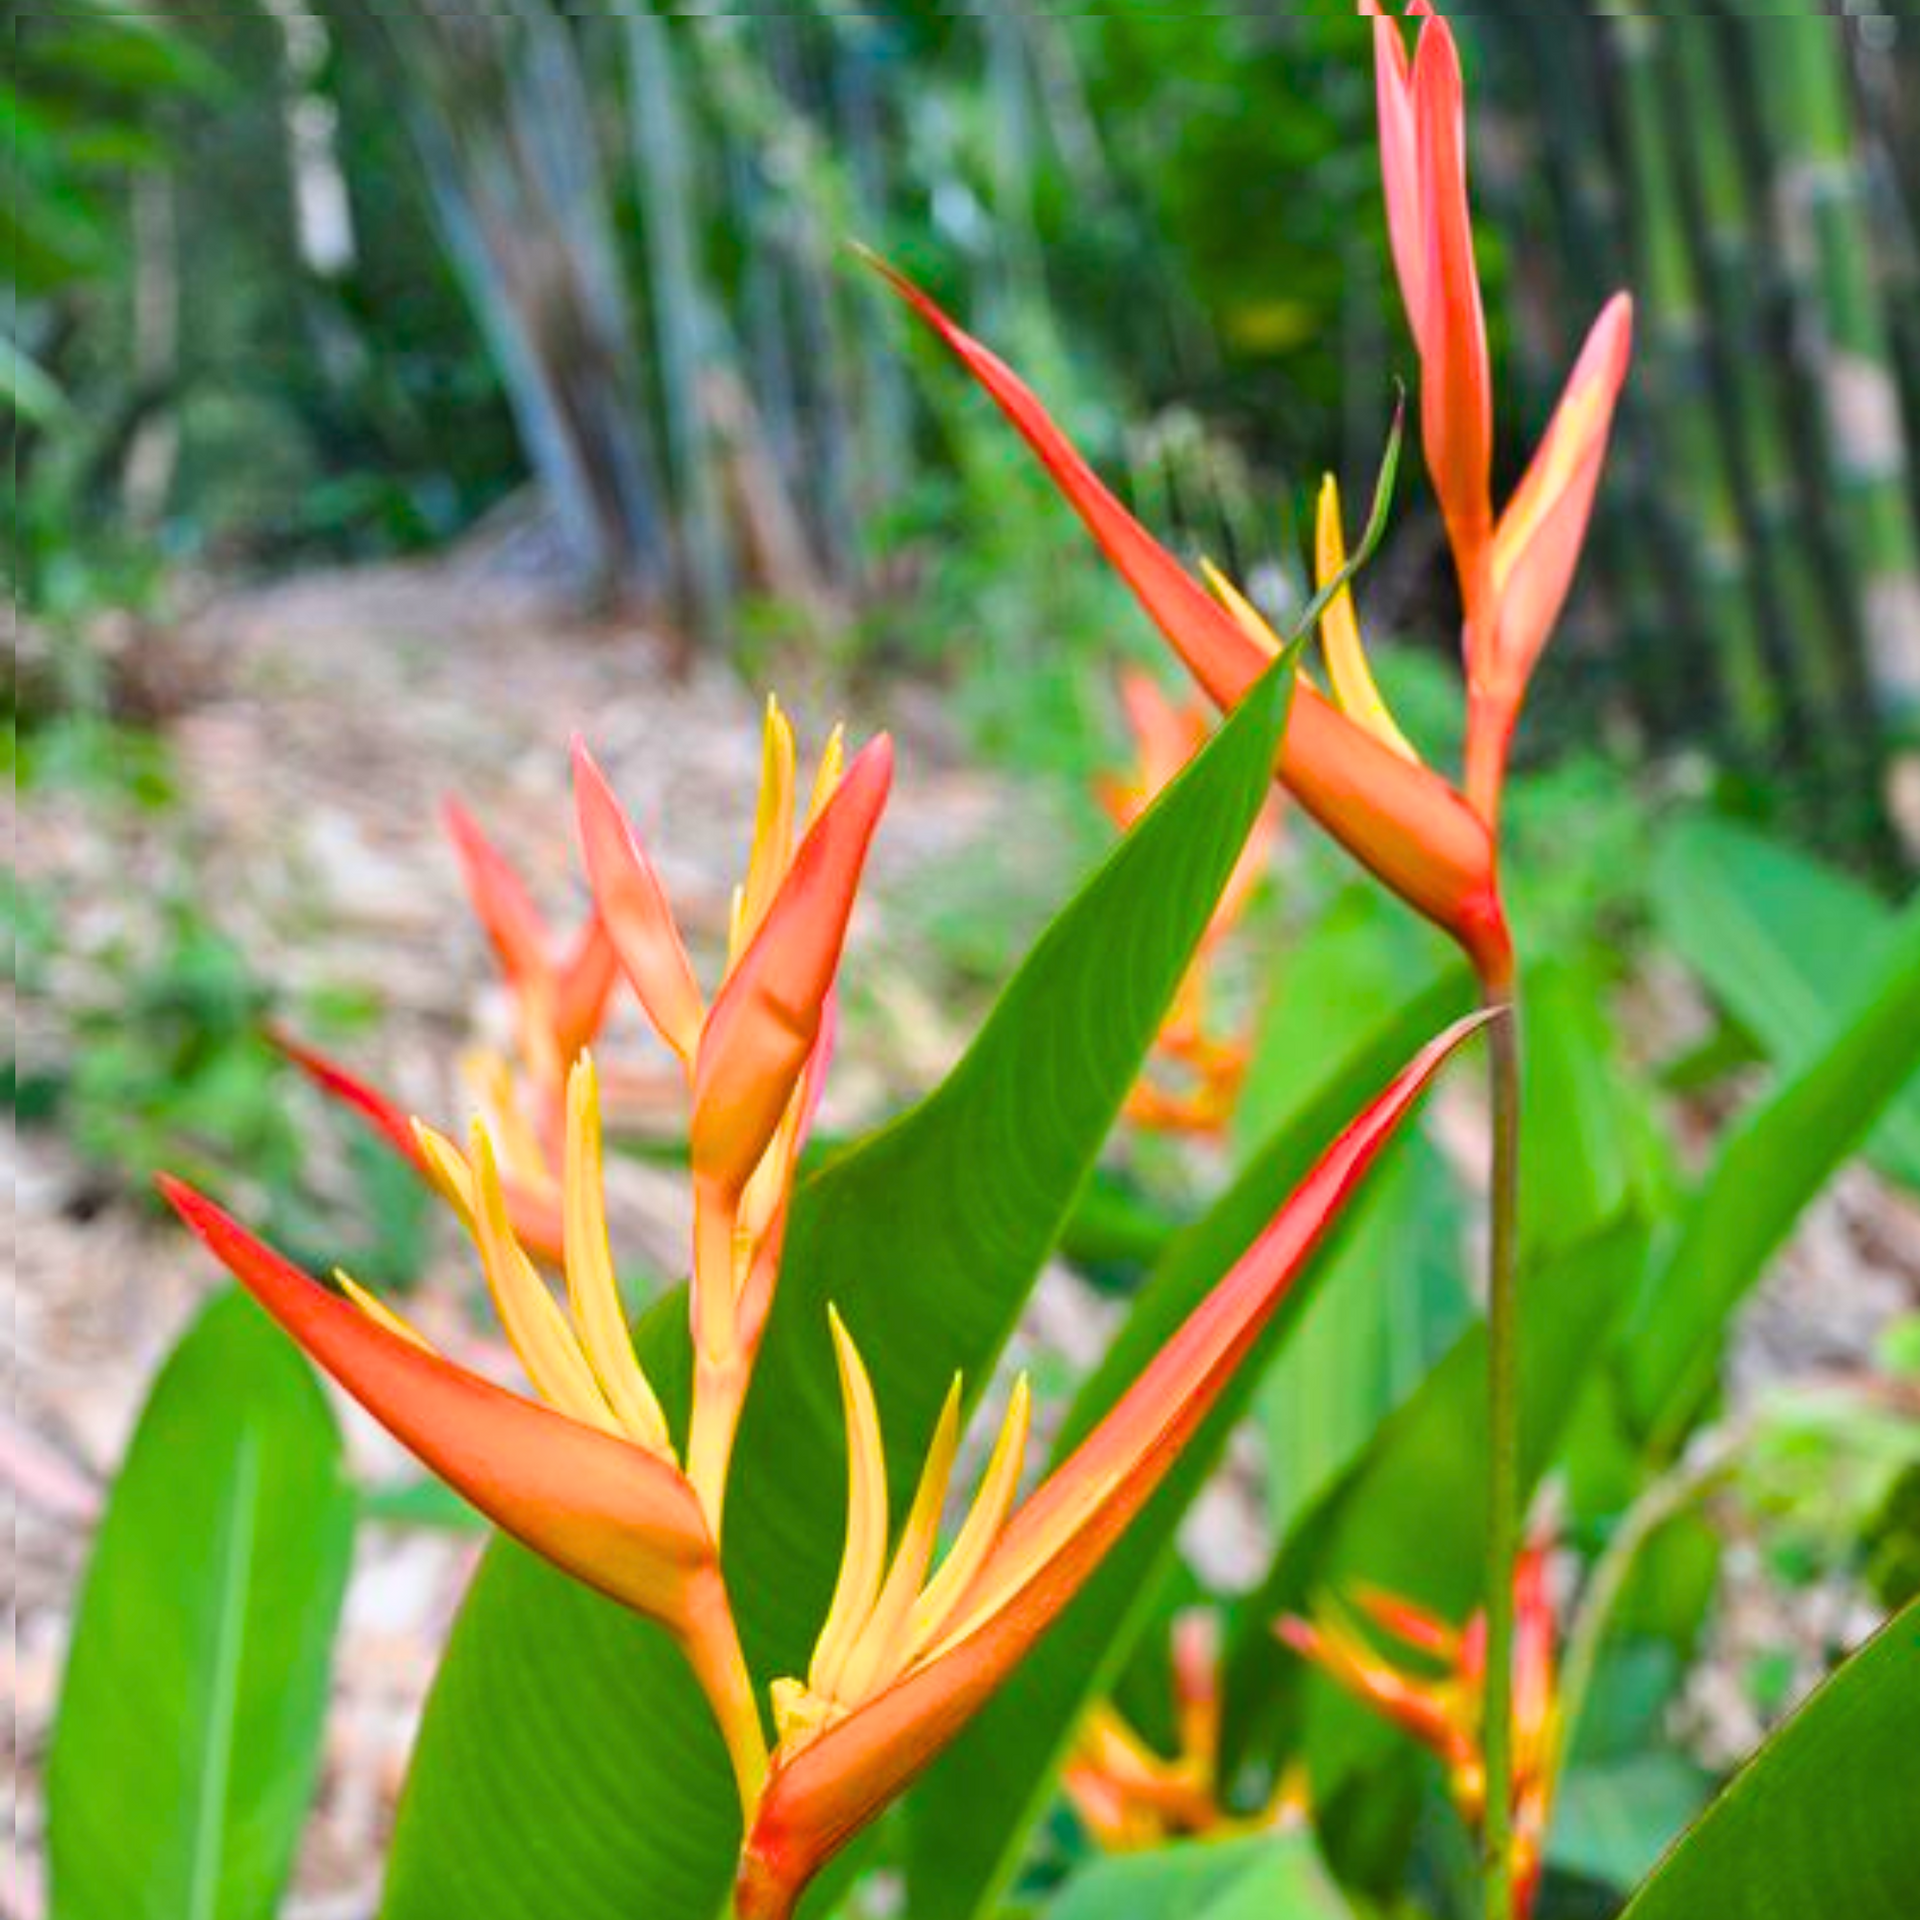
1481,993,1523,1920
1549,1423,1746,1807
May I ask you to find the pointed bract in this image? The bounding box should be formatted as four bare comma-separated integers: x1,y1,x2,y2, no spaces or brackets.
691,737,892,1199
572,741,707,1068
1410,14,1494,610
444,800,554,999
160,1179,717,1625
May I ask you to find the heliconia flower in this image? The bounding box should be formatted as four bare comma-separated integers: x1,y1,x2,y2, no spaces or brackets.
1064,1612,1304,1850
865,252,1512,991
1363,3,1633,827
574,702,892,1527
733,1012,1493,1918
1096,671,1280,1136
1279,1535,1562,1917
157,1126,772,1810
444,798,622,1087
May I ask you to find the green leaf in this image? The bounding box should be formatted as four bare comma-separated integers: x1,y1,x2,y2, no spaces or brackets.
1047,1834,1353,1920
1549,1754,1712,1892
384,663,1299,1918
1619,1602,1920,1920
1624,898,1920,1451
48,1289,354,1920
901,967,1472,1920
1518,959,1666,1260
1653,815,1920,1191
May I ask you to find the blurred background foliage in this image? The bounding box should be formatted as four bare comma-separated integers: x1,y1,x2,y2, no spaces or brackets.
8,1,1919,850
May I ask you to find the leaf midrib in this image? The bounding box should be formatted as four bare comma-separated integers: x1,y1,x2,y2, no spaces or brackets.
186,1426,262,1920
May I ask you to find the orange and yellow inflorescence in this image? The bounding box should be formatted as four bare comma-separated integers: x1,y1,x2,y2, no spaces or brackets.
1280,1539,1563,1915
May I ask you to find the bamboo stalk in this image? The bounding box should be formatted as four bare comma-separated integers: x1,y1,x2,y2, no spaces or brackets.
1670,17,1858,790
1743,6,1920,819
621,0,737,645
1612,10,1780,762
366,0,667,603
1509,2,1681,740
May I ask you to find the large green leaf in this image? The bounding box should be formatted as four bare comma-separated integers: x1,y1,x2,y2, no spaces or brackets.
1047,1834,1353,1920
1653,815,1920,1190
48,1289,354,1920
1624,898,1920,1451
1619,1602,1920,1920
901,969,1472,1920
384,664,1297,1918
1517,959,1668,1262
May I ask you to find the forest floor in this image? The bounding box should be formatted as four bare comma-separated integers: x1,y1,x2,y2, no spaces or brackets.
5,552,1917,1918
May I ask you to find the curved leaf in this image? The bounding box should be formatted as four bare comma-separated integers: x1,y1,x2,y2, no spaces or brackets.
383,663,1298,1918
1626,898,1920,1451
1653,815,1920,1192
48,1289,354,1920
1619,1601,1920,1920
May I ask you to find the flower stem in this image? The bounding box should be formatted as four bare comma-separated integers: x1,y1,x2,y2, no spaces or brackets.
1481,993,1523,1920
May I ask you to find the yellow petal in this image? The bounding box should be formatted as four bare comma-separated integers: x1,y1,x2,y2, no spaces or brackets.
809,1308,892,1699
563,1057,674,1457
335,1269,437,1354
1315,476,1422,765
911,1374,1032,1657
1199,560,1284,659
835,1379,964,1705
738,695,798,956
412,1119,479,1230
805,724,848,832
468,1122,623,1438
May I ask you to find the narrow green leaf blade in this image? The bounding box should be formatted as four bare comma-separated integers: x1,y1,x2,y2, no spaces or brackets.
383,665,1298,1919
48,1289,354,1920
1626,899,1920,1449
1653,815,1920,1189
1619,1602,1920,1920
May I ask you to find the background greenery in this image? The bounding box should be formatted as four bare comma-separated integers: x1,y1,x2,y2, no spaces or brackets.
10,5,1920,842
